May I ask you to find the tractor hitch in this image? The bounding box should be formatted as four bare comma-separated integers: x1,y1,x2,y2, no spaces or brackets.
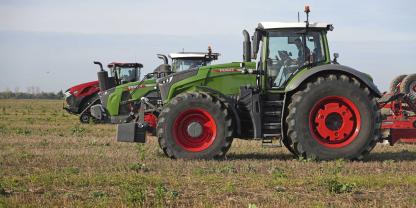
116,122,147,143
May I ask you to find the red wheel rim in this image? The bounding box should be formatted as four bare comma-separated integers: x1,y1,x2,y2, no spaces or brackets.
309,96,361,148
173,108,217,152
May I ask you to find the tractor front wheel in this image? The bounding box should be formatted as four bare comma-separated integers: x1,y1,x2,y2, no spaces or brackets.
286,74,381,160
157,92,233,159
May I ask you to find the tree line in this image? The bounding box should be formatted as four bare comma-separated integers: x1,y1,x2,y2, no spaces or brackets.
0,90,65,100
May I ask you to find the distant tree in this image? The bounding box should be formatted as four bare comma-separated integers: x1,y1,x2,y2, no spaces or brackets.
57,90,64,99
0,90,65,100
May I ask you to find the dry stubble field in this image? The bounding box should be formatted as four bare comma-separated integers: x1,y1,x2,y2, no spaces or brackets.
1,99,416,208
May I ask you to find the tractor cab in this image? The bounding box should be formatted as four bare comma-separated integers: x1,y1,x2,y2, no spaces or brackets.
107,62,143,85
247,21,333,90
169,51,220,72
148,49,220,79
94,61,143,92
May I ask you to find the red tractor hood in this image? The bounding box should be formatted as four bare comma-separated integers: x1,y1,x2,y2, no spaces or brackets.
67,80,99,98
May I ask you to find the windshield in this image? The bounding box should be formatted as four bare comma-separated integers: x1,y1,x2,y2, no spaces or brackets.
266,30,325,88
117,67,140,83
171,59,208,72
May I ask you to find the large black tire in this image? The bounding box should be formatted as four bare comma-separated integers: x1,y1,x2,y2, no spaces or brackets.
157,92,233,159
285,74,381,160
400,74,416,99
389,74,407,93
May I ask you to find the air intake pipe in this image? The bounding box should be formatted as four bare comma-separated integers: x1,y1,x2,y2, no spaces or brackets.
157,54,168,64
94,61,109,92
242,30,251,62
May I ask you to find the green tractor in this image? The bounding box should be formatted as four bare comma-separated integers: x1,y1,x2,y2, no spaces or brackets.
118,7,382,160
90,50,220,128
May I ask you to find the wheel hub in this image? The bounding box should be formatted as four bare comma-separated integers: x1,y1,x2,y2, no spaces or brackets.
187,122,203,138
80,114,90,123
325,113,343,131
309,96,361,148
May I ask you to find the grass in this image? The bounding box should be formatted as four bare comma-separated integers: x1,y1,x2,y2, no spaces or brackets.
1,99,416,207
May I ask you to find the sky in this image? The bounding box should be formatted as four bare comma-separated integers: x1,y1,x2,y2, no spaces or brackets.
0,0,415,92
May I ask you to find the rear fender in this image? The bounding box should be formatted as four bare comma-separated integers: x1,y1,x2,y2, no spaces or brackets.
285,64,382,97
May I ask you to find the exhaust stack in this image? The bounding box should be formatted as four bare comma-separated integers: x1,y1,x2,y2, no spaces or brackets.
94,61,109,92
157,54,168,64
242,30,251,62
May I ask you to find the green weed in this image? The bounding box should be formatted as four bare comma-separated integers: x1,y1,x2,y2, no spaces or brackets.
129,163,148,172
91,191,107,199
248,204,258,208
39,139,49,147
25,117,34,124
224,182,236,193
323,178,355,194
0,124,6,135
124,183,147,207
15,128,32,136
136,144,147,160
329,159,345,175
71,124,86,137
155,183,167,207
19,151,34,159
64,167,80,175
269,167,287,179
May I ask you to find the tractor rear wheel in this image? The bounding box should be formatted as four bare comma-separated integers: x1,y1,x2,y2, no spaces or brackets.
286,74,381,160
157,92,233,159
400,74,416,99
389,74,407,93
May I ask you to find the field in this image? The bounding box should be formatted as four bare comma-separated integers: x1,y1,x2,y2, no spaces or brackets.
1,99,416,207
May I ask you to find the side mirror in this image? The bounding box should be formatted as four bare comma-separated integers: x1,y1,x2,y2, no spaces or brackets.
333,53,339,64
252,30,261,59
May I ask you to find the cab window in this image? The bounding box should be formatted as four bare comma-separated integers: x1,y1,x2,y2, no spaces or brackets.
266,31,325,88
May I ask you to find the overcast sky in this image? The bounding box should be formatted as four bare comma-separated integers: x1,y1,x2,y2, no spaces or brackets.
0,0,415,92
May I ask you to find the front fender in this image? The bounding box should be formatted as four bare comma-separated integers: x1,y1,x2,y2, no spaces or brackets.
285,64,382,97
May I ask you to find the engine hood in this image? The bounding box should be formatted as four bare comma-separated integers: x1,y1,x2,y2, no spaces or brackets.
67,80,99,97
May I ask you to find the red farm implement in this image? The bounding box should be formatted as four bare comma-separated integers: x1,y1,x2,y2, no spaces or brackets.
380,74,416,144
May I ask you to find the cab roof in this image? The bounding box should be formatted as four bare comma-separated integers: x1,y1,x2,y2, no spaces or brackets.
168,52,220,59
107,62,143,68
257,22,333,30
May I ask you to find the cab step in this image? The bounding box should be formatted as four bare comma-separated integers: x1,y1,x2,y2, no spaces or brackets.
263,111,281,116
262,138,282,148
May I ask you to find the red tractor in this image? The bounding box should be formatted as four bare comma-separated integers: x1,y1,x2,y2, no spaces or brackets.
64,62,142,123
379,74,416,144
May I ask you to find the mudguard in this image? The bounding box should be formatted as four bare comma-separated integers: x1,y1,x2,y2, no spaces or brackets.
196,86,242,135
285,64,382,97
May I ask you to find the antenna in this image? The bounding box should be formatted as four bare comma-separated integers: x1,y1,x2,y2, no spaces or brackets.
304,5,310,29
297,12,300,22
